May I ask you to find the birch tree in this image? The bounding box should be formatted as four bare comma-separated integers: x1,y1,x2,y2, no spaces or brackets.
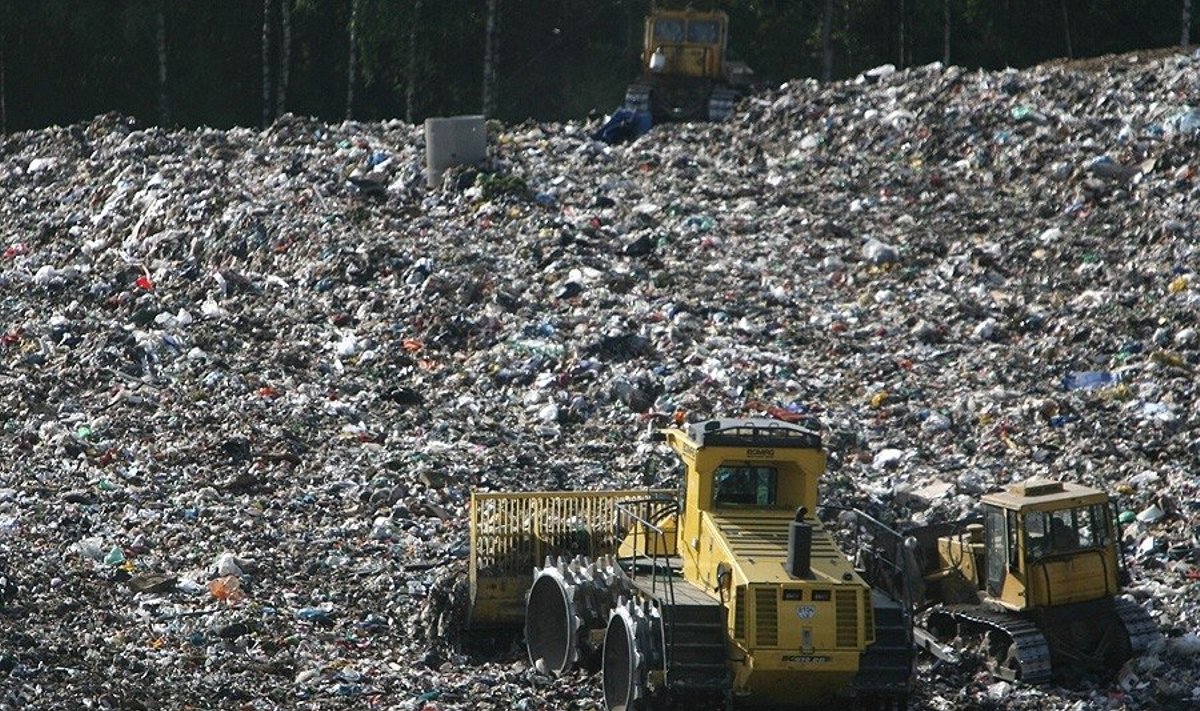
277,0,292,116
822,0,833,81
346,0,359,120
482,0,499,117
1184,0,1193,46
262,0,273,127
1,32,6,136
156,1,169,125
1061,0,1073,59
0,0,7,135
943,0,951,65
406,0,424,123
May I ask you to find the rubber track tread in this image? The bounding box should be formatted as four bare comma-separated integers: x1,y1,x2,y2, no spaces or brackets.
707,89,736,122
1113,597,1160,654
937,605,1052,685
624,85,651,114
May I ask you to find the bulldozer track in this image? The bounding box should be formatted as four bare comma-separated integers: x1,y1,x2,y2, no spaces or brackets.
1113,597,1160,654
707,88,736,122
933,605,1053,685
854,593,914,710
624,84,652,114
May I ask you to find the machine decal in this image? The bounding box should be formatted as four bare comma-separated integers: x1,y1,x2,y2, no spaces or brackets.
782,655,831,663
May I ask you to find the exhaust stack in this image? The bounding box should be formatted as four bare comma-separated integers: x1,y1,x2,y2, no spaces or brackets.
787,507,812,578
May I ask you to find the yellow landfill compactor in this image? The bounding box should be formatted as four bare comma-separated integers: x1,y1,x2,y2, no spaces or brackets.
853,477,1161,684
469,418,913,710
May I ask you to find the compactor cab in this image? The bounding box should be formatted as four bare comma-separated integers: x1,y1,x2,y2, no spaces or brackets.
624,9,753,122
896,477,1160,684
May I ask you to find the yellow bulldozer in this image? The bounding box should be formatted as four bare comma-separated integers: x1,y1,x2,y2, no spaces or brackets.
623,9,754,122
468,418,913,709
847,477,1160,684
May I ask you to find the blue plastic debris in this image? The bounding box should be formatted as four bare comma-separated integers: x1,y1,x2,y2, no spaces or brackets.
593,108,653,145
297,607,334,624
1062,371,1116,391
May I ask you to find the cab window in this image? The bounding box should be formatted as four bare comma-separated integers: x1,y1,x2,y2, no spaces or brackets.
713,466,776,506
1025,510,1047,559
1007,509,1019,568
1025,505,1100,559
686,20,719,44
1091,504,1111,547
654,19,684,43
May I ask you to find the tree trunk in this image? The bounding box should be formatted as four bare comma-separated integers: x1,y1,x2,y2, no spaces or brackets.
406,0,423,123
821,0,833,81
1004,0,1011,63
156,2,169,126
1184,0,1193,46
482,0,499,117
346,0,358,120
898,0,907,67
843,0,854,74
627,0,639,61
1,34,6,136
277,0,291,116
943,0,951,65
1061,0,1073,59
262,0,273,127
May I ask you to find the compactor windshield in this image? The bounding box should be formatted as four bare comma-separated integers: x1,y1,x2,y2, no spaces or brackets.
713,465,777,506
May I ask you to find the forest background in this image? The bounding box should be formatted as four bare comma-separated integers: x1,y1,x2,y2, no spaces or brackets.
1,0,1195,133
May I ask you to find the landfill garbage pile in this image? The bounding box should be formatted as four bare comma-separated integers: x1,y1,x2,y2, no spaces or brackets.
2,47,1200,710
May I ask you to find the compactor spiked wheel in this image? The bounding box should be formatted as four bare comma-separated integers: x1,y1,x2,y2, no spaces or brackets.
526,555,631,674
602,598,663,711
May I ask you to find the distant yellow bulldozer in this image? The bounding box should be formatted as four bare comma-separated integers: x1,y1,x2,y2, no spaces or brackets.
623,9,754,122
468,418,913,709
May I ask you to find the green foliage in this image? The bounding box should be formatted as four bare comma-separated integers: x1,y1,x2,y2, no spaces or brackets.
477,171,530,202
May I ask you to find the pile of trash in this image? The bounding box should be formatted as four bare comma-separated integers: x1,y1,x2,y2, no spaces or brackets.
2,46,1200,709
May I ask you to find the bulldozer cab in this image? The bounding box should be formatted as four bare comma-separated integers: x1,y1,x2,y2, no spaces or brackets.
978,478,1121,611
642,10,728,80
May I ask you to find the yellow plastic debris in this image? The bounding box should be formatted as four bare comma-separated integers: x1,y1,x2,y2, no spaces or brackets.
1152,351,1186,368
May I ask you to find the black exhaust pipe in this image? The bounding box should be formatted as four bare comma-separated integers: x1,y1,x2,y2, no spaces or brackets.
787,506,812,578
